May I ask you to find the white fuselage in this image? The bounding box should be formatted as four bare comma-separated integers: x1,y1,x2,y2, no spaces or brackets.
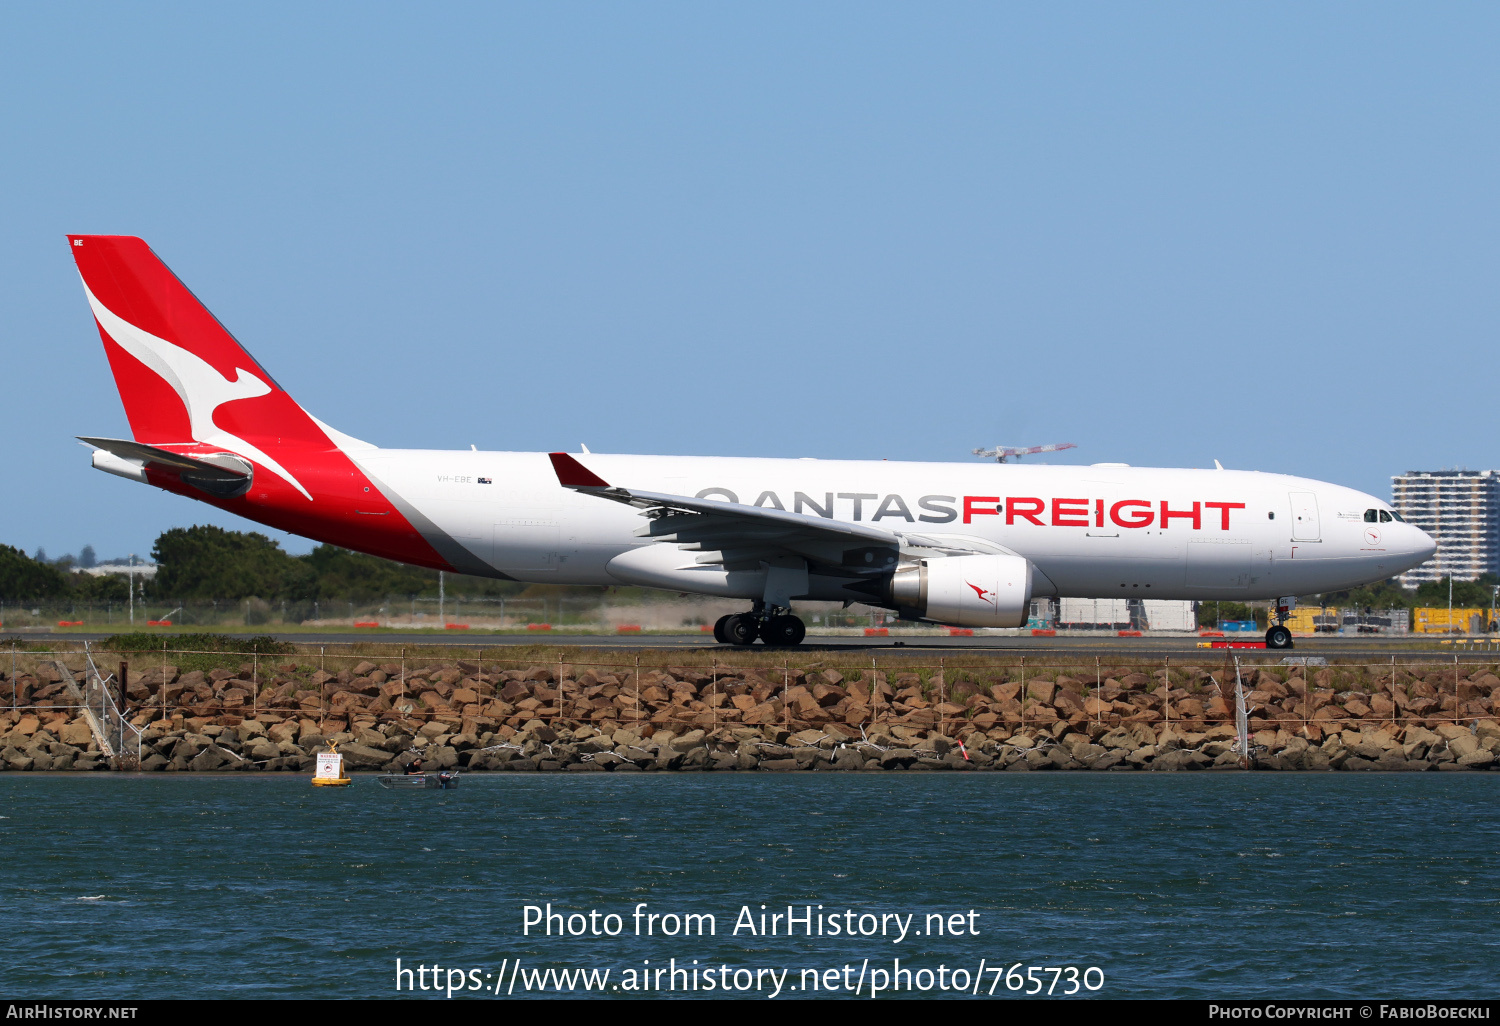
352,450,1435,602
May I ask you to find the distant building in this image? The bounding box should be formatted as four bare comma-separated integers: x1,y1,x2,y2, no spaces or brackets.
1391,470,1500,587
78,562,158,579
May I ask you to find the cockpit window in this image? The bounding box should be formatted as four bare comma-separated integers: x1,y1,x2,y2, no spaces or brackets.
1364,509,1378,522
1379,510,1392,523
1391,511,1405,523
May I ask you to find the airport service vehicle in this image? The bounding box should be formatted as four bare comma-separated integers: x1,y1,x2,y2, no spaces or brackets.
67,235,1437,649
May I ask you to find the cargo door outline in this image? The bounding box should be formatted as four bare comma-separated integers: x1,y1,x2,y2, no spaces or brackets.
1289,492,1320,542
494,511,561,572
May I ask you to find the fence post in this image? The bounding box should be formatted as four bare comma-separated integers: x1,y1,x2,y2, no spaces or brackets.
938,657,945,736
1390,655,1396,729
1020,656,1026,732
1163,655,1171,729
118,661,128,744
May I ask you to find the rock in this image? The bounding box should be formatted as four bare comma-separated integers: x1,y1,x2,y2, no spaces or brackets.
189,749,229,771
58,720,93,746
247,742,281,762
760,757,799,771
337,743,390,768
916,736,952,757
1448,735,1481,760
1457,750,1495,768
1046,747,1077,769
1069,742,1106,766
669,729,706,753
878,749,914,769
832,748,864,770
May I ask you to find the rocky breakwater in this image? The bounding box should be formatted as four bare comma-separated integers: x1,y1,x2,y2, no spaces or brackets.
0,659,1496,772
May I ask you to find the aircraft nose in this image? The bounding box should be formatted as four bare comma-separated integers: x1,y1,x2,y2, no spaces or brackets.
1414,527,1437,562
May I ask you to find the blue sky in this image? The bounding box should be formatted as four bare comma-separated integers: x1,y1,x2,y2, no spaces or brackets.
2,3,1497,560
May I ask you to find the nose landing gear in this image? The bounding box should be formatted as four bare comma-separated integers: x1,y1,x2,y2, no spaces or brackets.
712,605,806,646
1265,597,1295,649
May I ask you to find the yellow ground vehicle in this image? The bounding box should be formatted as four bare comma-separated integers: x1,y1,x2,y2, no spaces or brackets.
1412,608,1499,634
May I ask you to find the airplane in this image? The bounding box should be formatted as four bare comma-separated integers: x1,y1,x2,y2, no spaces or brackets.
66,234,1437,649
972,443,1077,463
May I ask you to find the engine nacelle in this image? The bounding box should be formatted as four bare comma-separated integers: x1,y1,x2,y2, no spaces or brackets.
888,553,1033,628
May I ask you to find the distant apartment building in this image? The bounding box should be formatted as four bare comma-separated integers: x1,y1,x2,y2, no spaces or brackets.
1391,470,1500,587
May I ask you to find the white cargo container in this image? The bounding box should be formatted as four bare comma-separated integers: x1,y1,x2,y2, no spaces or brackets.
1141,599,1196,632
1059,598,1131,629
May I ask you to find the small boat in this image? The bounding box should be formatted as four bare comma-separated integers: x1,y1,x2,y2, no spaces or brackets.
377,770,459,790
312,748,352,787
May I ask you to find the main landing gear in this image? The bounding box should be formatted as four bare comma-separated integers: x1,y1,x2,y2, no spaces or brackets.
712,604,807,647
1265,597,1295,650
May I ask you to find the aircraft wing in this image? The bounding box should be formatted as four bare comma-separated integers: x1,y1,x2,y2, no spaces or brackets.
548,452,991,573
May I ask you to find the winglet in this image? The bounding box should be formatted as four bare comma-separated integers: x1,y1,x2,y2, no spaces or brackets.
549,451,610,488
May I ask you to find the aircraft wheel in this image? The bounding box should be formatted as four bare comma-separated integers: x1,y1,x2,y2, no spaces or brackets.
712,614,732,644
1266,625,1293,649
761,614,806,647
723,613,760,646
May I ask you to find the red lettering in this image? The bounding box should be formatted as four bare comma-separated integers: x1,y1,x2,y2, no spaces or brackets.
1005,496,1045,526
1095,498,1104,528
963,496,1001,524
1052,498,1089,527
1110,500,1154,528
1161,500,1202,530
1204,501,1246,530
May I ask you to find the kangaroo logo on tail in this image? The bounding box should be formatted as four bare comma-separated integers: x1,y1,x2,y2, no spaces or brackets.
82,281,313,501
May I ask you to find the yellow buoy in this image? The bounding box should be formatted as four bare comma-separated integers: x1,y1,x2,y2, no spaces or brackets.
312,743,352,787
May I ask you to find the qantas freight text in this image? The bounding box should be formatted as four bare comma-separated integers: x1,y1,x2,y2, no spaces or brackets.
66,234,1439,647
689,490,1247,529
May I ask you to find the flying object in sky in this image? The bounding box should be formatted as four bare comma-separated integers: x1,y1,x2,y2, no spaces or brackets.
69,236,1436,648
971,443,1077,463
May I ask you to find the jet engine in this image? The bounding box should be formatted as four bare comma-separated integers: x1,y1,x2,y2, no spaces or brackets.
888,553,1033,628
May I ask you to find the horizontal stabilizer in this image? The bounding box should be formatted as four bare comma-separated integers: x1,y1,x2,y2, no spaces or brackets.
80,436,254,497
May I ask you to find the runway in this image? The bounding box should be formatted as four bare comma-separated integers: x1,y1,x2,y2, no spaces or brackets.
8,629,1497,660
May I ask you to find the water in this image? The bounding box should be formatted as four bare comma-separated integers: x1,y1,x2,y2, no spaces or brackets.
1,774,1495,999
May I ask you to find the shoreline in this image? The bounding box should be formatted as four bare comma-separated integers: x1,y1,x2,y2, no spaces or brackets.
2,655,1496,773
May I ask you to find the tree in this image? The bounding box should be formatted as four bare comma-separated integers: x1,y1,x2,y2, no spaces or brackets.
1414,574,1499,609
0,545,70,601
293,545,441,603
1196,600,1262,628
1307,578,1414,612
150,525,302,601
71,571,129,603
78,545,97,569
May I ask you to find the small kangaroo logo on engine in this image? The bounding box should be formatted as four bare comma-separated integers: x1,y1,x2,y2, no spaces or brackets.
967,581,993,603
